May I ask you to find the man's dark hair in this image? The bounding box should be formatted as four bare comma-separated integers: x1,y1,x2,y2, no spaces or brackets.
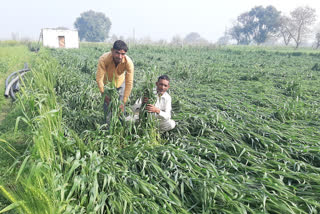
113,40,128,52
158,75,170,82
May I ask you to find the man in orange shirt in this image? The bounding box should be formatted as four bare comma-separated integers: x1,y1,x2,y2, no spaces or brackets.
96,40,134,123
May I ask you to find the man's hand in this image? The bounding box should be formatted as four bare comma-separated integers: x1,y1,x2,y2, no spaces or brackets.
104,95,110,105
119,104,124,112
146,104,160,114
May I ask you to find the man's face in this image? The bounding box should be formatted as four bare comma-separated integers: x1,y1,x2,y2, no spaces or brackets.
111,48,126,64
156,79,170,95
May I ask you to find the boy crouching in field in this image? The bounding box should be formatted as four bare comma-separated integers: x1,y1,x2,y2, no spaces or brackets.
127,75,176,132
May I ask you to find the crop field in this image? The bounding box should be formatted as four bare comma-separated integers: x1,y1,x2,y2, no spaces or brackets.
0,42,320,213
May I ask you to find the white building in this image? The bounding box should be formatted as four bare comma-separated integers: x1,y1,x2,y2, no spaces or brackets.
41,28,79,49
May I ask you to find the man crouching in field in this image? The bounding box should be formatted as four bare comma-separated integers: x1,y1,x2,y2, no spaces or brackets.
96,40,134,123
129,75,176,132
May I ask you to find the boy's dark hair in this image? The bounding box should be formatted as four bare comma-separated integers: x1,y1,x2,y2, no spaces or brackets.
158,75,170,82
113,40,128,52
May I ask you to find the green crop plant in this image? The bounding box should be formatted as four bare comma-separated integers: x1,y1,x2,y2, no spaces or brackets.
135,66,161,144
103,82,124,136
0,49,64,214
1,43,320,213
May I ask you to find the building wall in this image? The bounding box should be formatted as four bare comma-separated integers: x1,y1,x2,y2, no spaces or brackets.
42,29,79,48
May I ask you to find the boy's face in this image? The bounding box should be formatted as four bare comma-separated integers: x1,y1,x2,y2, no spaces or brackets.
156,79,170,95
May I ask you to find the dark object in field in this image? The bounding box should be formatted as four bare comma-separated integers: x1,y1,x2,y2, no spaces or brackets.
4,63,30,100
311,63,320,71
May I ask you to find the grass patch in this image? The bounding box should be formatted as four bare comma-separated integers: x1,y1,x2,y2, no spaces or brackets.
0,44,33,212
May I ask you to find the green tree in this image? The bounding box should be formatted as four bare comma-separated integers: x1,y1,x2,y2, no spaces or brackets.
229,23,250,45
74,10,112,42
229,5,281,45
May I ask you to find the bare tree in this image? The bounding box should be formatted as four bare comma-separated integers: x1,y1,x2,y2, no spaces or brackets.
288,6,317,48
170,35,183,46
278,16,293,45
314,33,320,49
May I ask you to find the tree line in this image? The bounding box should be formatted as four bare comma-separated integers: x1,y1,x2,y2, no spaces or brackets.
225,5,318,48
73,10,209,45
74,6,319,49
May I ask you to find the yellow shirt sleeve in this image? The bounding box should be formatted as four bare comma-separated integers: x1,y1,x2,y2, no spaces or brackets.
96,54,107,94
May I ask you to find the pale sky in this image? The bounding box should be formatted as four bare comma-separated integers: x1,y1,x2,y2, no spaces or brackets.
1,0,319,42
